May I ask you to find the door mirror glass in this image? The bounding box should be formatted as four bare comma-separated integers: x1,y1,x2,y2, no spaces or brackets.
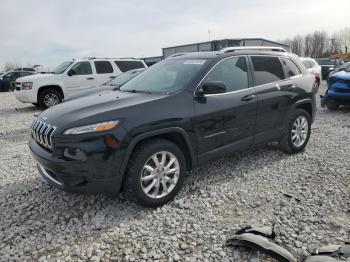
68,69,76,76
198,81,227,95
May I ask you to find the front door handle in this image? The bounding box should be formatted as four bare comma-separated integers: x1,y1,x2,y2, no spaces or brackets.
241,94,256,102
109,76,116,79
279,84,296,90
87,77,94,80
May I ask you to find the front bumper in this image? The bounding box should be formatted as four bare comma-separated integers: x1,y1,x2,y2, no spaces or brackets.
29,136,127,195
14,90,36,103
320,83,350,107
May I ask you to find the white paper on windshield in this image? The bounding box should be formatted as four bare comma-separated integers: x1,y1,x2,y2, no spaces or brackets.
184,60,206,65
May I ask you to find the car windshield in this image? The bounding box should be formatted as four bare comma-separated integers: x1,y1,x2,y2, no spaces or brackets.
108,69,145,87
119,58,207,94
52,61,73,74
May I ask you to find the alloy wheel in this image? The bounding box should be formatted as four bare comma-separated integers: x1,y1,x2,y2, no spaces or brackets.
44,93,59,107
291,116,308,147
140,151,180,199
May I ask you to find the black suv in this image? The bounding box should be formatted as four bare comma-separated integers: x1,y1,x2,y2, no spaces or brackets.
30,50,316,207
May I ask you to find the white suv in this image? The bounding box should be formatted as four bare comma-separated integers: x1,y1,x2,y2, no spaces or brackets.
15,58,147,108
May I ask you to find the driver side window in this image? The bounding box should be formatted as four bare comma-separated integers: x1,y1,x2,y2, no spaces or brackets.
204,56,249,92
69,62,92,75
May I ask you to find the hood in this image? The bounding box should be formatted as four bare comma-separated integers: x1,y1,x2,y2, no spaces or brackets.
16,73,58,82
38,90,166,133
329,70,350,80
64,85,114,102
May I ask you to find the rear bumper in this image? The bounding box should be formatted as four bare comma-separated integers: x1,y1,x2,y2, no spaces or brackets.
29,138,126,195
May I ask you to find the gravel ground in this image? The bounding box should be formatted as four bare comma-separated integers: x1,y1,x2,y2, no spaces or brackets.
0,82,349,262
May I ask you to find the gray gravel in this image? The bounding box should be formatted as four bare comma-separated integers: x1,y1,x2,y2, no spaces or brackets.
0,82,349,262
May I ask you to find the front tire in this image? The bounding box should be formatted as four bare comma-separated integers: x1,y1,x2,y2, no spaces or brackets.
38,89,62,109
279,109,311,154
125,138,186,207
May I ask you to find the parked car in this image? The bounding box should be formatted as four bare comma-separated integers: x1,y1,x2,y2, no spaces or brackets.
329,61,350,76
12,67,38,72
316,58,344,79
300,57,322,93
29,50,315,207
14,58,147,108
321,69,350,110
64,68,146,101
0,70,37,92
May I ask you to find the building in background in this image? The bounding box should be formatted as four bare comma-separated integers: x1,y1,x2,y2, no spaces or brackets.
142,38,290,66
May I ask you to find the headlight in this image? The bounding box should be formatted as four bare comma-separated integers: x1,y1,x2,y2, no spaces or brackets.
64,120,119,135
21,82,33,90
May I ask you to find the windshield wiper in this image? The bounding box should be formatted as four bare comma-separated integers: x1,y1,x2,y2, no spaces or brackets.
121,89,152,94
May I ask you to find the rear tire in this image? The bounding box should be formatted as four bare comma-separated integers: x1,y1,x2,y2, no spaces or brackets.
125,138,186,207
325,100,339,110
279,109,311,154
38,89,62,109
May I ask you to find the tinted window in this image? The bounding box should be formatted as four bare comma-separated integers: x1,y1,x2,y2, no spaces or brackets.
23,68,35,71
94,61,113,74
203,56,249,92
114,61,145,72
20,72,32,77
251,56,285,85
70,62,92,75
282,58,302,77
2,73,12,80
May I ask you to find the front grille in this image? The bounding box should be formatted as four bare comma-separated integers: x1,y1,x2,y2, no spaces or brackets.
15,82,21,91
31,118,56,150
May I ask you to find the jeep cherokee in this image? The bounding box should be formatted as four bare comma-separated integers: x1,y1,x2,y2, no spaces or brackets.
29,50,316,207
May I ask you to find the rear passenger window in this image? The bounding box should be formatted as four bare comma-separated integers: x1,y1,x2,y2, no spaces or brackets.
251,56,285,85
282,58,302,77
114,61,145,72
203,56,249,92
94,61,114,74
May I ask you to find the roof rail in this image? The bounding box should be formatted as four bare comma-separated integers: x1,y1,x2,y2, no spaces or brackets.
219,46,288,54
82,57,141,60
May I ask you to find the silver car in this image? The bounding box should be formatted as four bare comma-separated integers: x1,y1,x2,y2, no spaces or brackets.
300,57,322,93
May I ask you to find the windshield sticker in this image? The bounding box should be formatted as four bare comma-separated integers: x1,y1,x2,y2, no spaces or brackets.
184,60,206,65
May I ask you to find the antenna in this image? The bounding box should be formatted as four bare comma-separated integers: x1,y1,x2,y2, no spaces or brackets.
208,29,211,41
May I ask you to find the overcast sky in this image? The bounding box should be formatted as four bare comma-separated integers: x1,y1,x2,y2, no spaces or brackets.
1,0,349,68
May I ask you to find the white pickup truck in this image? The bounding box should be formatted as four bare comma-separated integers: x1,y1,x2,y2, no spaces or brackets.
14,58,147,108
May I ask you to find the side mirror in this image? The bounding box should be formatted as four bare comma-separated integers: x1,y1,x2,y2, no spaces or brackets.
196,81,226,96
68,69,76,76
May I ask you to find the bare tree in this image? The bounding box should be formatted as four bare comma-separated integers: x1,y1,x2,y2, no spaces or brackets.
290,35,304,56
304,34,313,57
312,31,327,58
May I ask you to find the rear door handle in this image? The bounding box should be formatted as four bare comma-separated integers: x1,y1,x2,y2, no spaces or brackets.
87,77,94,80
241,94,256,102
109,76,116,79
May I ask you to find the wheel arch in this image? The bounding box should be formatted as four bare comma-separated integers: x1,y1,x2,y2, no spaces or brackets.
120,127,196,178
37,85,64,101
295,100,312,118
